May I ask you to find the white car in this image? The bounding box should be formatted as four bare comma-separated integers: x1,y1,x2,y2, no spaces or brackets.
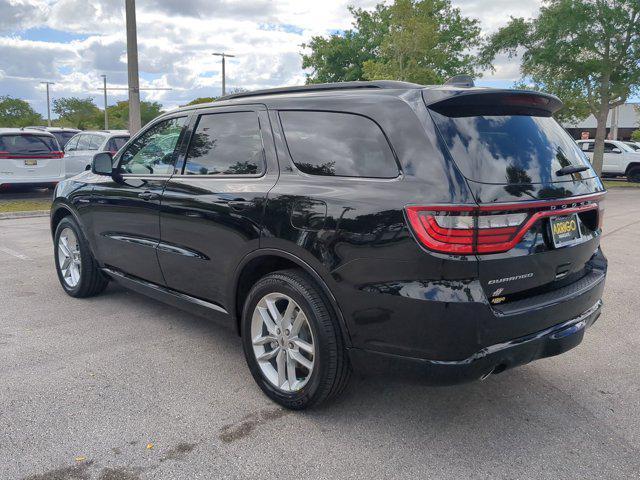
63,130,129,178
0,128,65,189
577,139,640,182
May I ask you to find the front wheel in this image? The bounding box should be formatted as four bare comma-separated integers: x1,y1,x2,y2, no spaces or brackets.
241,269,351,409
54,216,109,297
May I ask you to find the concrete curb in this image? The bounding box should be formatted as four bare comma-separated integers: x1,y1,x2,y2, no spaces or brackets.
0,210,49,220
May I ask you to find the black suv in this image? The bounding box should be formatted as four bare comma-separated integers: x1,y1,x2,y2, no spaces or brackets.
50,81,607,409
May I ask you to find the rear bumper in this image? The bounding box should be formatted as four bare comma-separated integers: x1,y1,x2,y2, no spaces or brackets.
0,175,65,186
348,300,602,384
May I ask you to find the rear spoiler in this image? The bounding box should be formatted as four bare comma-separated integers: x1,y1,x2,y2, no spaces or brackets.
424,89,563,118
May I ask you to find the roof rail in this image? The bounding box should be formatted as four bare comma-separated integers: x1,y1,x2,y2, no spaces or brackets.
219,80,424,101
444,75,475,88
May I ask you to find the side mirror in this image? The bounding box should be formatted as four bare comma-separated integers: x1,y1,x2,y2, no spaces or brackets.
612,148,622,154
91,152,114,175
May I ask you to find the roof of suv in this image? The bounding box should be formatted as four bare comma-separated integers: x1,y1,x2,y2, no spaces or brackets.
169,80,562,117
0,127,56,137
72,130,130,138
25,126,80,133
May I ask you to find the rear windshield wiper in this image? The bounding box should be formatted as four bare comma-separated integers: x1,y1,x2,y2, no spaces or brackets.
556,165,589,176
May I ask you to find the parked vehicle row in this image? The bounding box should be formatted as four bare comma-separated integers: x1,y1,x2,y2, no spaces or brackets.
51,81,607,409
577,139,640,182
0,128,129,189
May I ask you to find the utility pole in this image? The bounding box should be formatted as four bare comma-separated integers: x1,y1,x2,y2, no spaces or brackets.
125,0,141,134
212,52,235,96
40,81,54,127
95,83,172,130
101,74,109,130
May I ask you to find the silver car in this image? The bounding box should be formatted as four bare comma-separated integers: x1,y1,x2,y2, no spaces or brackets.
63,130,129,178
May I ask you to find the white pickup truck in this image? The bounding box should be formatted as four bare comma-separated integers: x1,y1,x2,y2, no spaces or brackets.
577,139,640,182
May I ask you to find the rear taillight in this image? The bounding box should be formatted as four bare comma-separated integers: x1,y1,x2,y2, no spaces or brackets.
405,193,605,255
0,150,63,159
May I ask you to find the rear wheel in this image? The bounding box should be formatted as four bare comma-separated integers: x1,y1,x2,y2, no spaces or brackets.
627,167,640,183
54,216,108,297
241,269,351,409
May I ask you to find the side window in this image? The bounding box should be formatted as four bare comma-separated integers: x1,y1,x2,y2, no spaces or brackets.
106,136,129,153
581,142,594,152
76,135,91,151
65,136,79,152
88,135,103,151
604,142,620,153
279,111,399,178
119,117,186,175
183,111,264,176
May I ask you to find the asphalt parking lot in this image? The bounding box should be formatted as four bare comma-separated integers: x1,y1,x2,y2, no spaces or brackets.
1,189,639,479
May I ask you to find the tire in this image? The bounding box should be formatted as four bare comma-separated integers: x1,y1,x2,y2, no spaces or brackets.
53,216,109,298
241,269,351,409
627,167,640,183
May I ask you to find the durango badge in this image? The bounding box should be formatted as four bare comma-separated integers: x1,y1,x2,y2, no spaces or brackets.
487,273,534,285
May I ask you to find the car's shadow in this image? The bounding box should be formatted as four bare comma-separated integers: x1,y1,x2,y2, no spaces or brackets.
96,282,633,473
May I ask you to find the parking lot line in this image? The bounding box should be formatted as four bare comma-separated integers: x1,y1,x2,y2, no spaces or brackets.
0,245,30,260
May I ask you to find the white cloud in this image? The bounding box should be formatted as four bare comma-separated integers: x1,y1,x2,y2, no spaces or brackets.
0,0,544,116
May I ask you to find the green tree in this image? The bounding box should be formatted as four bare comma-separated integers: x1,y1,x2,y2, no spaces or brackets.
105,100,164,129
302,5,390,83
185,97,217,106
301,0,484,85
53,97,101,129
482,0,640,175
0,96,44,127
632,129,640,142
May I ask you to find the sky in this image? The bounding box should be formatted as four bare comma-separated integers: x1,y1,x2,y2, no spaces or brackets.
0,0,545,117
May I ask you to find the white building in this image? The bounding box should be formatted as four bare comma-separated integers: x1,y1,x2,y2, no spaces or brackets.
564,103,639,140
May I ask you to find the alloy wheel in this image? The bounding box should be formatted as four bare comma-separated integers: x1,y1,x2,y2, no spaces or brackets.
57,227,81,288
250,293,315,392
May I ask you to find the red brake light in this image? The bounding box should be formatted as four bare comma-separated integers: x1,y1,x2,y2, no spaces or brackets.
0,150,63,159
405,193,605,255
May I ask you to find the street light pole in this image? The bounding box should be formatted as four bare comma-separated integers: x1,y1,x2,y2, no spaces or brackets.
125,0,141,134
101,74,109,130
40,81,54,127
212,52,235,96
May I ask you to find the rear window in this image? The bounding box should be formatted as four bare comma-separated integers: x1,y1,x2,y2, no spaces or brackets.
280,111,399,178
0,134,57,154
430,111,592,184
107,136,129,152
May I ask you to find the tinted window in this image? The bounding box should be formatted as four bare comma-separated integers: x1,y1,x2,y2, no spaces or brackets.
106,136,129,153
0,134,57,154
579,141,594,152
430,111,593,184
120,117,186,175
183,112,264,176
604,142,621,153
280,111,398,178
76,135,91,151
53,131,78,148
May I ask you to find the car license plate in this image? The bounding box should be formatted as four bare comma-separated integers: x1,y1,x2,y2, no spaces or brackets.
24,159,37,166
550,213,582,248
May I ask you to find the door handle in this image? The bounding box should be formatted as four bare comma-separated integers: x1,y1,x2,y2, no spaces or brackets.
228,200,252,211
138,191,159,201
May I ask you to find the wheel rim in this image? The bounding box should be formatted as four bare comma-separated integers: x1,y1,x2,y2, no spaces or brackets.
251,293,315,392
57,227,81,288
